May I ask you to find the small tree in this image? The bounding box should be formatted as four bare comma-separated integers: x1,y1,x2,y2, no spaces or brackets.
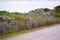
43,8,51,12
54,5,60,13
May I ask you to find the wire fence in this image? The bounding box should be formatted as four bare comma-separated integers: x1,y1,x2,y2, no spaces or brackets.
0,18,60,32
0,18,60,39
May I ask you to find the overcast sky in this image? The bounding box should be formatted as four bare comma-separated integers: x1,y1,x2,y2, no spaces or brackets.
0,0,60,13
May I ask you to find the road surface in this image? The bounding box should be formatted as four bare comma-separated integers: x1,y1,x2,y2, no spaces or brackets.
4,24,60,40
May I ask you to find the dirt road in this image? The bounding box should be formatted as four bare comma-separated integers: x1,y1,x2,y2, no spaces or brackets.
4,24,60,40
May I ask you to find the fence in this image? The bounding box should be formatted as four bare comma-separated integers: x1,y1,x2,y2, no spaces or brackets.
0,18,60,36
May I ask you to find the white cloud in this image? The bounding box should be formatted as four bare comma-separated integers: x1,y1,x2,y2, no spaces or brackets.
0,0,60,12
11,1,29,4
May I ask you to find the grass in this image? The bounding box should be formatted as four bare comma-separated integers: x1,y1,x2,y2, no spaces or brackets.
1,23,60,40
1,29,32,40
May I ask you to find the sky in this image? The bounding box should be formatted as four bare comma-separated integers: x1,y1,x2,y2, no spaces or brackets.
0,0,60,13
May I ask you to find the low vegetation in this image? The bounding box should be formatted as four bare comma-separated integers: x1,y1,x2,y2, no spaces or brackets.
0,5,60,39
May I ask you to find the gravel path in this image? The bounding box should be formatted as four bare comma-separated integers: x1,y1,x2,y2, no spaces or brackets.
4,24,60,40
